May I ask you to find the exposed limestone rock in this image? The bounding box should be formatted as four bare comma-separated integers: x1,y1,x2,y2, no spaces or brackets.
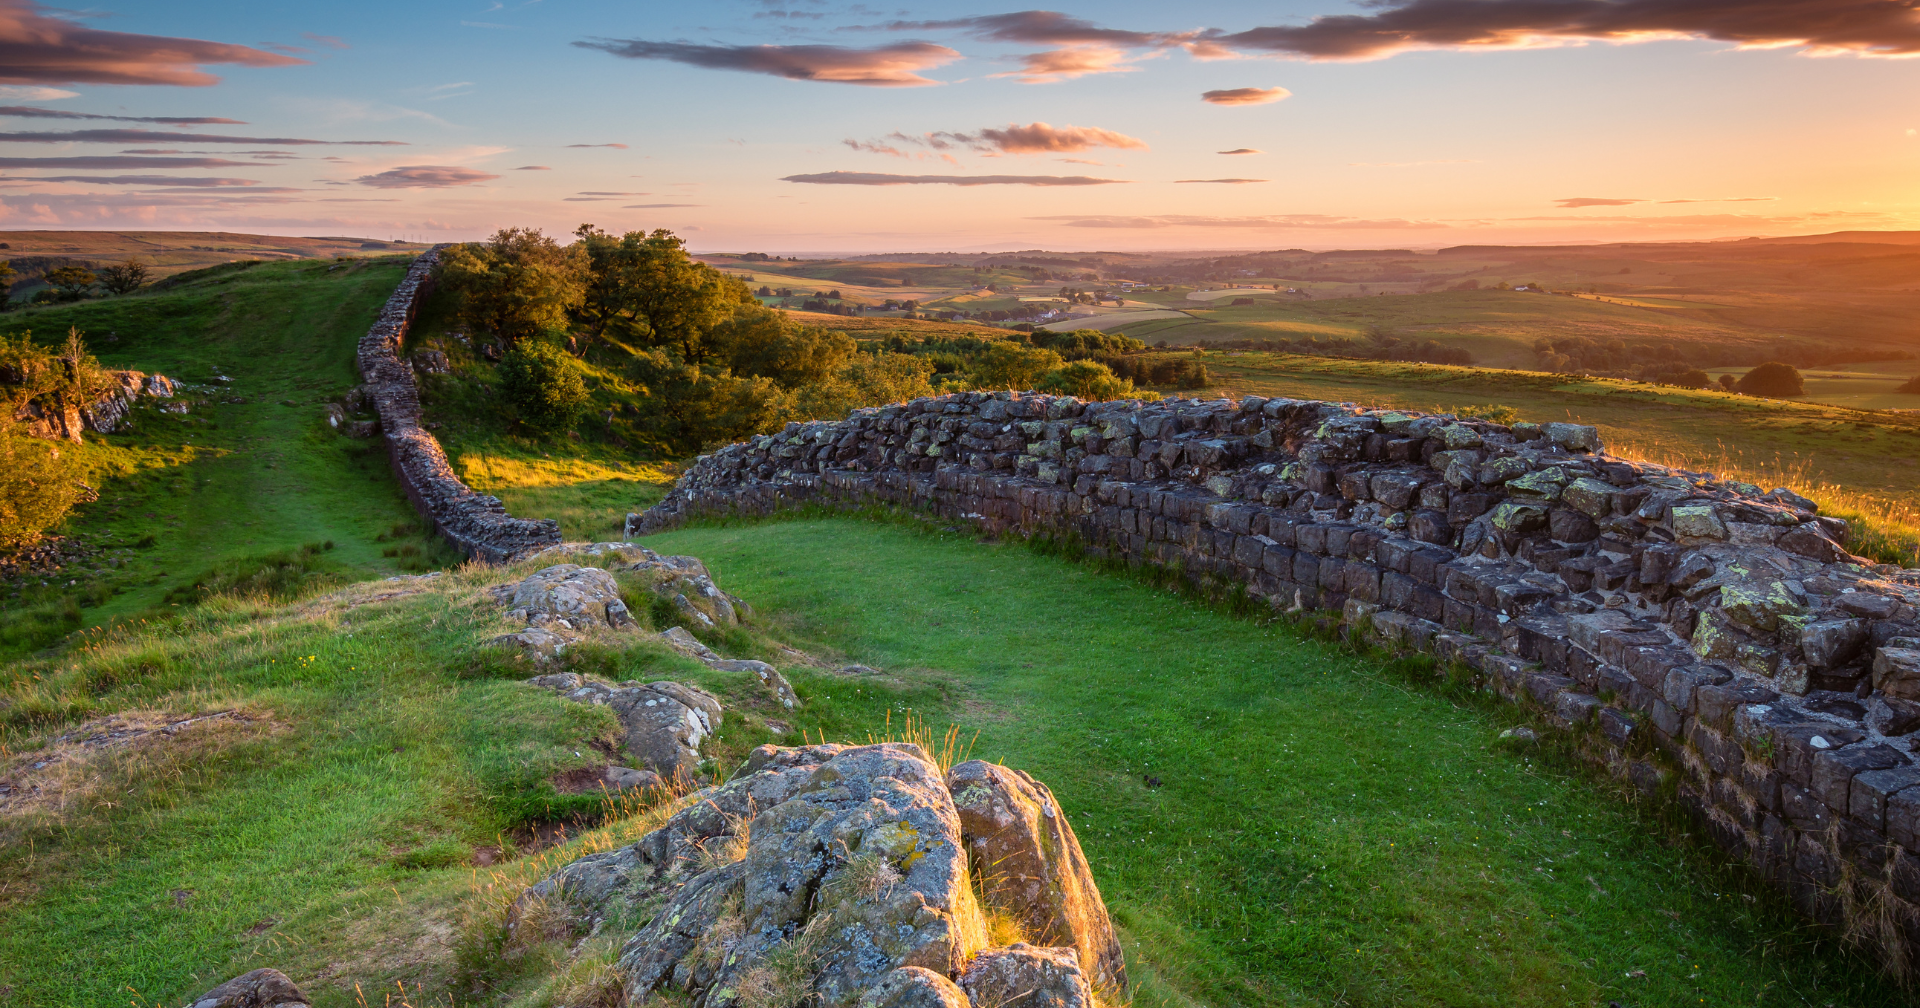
946,761,1126,993
495,564,639,631
527,672,722,778
518,744,1122,1008
11,368,175,441
184,968,310,1008
958,945,1093,1008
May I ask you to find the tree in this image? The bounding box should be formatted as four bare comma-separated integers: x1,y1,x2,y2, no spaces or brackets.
1898,374,1920,393
436,228,588,344
498,339,592,434
1674,368,1712,389
1037,360,1145,401
43,266,96,301
710,308,855,388
1736,361,1804,396
96,259,151,295
571,225,754,362
1718,373,1738,390
971,342,1062,390
0,259,13,309
0,418,84,549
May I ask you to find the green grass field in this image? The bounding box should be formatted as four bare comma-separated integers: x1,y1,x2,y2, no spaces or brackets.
2,518,1906,1007
0,258,457,658
1706,360,1920,411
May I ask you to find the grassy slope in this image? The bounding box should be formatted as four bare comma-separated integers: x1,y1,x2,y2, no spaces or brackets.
0,258,455,656
0,230,428,284
2,519,1903,1008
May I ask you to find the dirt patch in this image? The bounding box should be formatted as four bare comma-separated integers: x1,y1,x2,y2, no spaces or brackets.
0,708,282,821
549,765,613,795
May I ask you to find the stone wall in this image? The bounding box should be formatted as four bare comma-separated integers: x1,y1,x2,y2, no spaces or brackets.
357,247,560,563
631,390,1920,966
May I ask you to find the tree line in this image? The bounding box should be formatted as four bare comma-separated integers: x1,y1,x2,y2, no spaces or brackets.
430,227,1165,455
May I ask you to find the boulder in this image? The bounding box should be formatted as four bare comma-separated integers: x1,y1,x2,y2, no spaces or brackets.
1544,422,1601,452
1874,648,1920,700
527,674,723,777
945,760,1127,993
958,945,1093,1008
514,745,1124,1008
858,967,971,1008
496,564,639,631
710,658,800,709
1799,618,1868,669
185,968,310,1008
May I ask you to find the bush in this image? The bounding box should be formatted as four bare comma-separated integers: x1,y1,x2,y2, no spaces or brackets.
500,339,593,434
0,420,85,550
1735,361,1804,396
1898,374,1920,393
1455,404,1519,424
1036,360,1156,401
1674,369,1712,388
970,342,1063,390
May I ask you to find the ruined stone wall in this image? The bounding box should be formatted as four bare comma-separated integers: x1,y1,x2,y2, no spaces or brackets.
357,247,560,563
632,390,1920,963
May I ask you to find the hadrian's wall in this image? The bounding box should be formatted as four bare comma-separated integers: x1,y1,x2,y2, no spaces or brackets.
630,390,1920,965
357,247,560,562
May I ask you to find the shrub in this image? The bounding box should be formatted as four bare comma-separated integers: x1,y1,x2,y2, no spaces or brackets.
1898,374,1920,394
1718,373,1737,390
500,338,593,435
1036,360,1155,401
1674,368,1712,388
1455,404,1519,424
970,342,1063,390
0,419,84,550
1735,361,1804,396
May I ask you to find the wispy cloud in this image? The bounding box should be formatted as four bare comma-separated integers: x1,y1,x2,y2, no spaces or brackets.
0,85,76,100
302,33,350,50
1209,0,1920,61
513,165,551,170
1174,178,1268,184
847,122,1147,158
1217,148,1262,155
1028,213,1447,229
1554,196,1643,207
1201,87,1290,106
989,44,1141,83
573,39,960,86
0,105,245,124
0,0,308,86
2,174,264,186
0,154,257,168
624,203,704,207
567,142,629,149
354,165,500,188
782,171,1127,186
0,128,404,145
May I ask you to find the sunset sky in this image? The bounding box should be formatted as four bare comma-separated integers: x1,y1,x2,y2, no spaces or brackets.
2,0,1918,252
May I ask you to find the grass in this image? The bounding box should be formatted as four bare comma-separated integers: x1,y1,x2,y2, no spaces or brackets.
0,256,455,659
1,514,1912,1007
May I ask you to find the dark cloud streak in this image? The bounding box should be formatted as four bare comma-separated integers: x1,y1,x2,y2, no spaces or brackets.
573,38,960,86
783,171,1126,186
0,105,245,124
0,128,404,145
0,0,308,86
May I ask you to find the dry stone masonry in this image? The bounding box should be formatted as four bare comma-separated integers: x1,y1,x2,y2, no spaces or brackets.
520,742,1122,1008
356,246,560,562
632,390,1920,959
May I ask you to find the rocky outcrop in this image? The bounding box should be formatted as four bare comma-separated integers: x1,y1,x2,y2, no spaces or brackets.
528,672,723,779
355,246,560,562
183,968,310,1008
518,743,1121,1008
487,543,755,661
11,368,173,441
630,390,1920,967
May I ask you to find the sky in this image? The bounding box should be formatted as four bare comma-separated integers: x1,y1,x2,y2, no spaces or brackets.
1,0,1919,253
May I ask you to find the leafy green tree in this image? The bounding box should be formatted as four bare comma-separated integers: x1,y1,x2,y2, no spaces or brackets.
709,308,855,388
0,259,13,309
1718,373,1737,390
1037,360,1148,401
971,342,1062,390
498,339,592,435
624,349,786,454
1674,368,1712,389
1736,361,1804,396
97,259,151,295
571,225,754,362
43,266,96,302
0,418,84,549
436,228,588,344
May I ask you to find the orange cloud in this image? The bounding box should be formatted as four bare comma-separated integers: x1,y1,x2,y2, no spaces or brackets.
573,39,959,86
1201,87,1291,105
0,0,307,86
989,45,1138,83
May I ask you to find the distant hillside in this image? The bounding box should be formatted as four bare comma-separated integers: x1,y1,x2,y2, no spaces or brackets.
1736,230,1920,246
0,230,429,287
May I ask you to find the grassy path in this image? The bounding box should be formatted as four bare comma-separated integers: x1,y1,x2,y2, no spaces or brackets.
0,258,452,655
647,519,1895,1008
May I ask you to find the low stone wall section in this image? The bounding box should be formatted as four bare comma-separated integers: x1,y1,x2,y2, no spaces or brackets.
356,247,559,562
630,390,1920,966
